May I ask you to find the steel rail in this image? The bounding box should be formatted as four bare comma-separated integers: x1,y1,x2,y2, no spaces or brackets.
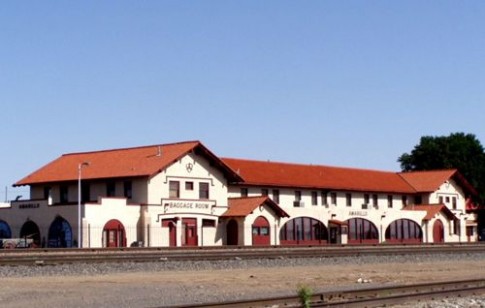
0,244,484,266
171,279,485,308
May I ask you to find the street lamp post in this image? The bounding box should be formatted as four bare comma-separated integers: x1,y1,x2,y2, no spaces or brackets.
78,162,90,248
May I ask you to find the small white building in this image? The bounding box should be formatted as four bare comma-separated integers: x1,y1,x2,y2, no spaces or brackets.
0,140,479,248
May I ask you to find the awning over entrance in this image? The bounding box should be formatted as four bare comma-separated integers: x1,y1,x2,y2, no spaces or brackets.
221,196,289,218
403,204,458,221
329,219,348,226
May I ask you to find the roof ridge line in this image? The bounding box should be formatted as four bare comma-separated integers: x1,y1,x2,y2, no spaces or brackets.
222,157,397,174
62,140,201,156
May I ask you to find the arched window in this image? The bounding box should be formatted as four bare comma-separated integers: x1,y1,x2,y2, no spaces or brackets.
279,217,328,245
0,220,12,238
347,218,378,244
48,216,73,248
385,219,422,243
20,220,41,247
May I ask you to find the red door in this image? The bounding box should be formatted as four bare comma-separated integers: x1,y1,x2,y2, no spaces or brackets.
433,220,444,243
252,216,270,246
103,219,126,247
182,218,198,246
168,222,177,247
162,219,178,247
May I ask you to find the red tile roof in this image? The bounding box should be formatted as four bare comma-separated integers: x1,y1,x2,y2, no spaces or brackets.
15,141,242,186
398,170,457,193
403,204,457,221
221,196,289,218
221,158,416,193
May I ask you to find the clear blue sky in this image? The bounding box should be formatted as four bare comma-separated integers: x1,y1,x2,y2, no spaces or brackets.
1,2,485,200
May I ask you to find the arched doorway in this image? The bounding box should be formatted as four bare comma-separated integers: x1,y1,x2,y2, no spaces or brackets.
0,220,12,238
252,216,270,246
48,216,73,248
226,219,238,245
385,219,422,243
347,218,378,244
279,217,328,245
103,219,126,247
433,220,444,243
20,220,41,247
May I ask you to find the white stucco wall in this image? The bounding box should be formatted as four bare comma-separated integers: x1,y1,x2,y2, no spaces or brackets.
145,152,230,247
84,198,141,248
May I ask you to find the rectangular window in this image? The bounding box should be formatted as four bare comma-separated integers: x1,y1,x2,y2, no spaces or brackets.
373,194,378,208
445,196,450,203
185,181,194,191
241,188,248,197
331,192,337,205
387,195,393,208
261,189,268,196
199,182,209,199
414,195,422,204
346,193,352,207
311,191,318,205
322,191,328,205
82,183,90,203
452,197,457,210
402,195,408,206
260,227,269,235
202,219,216,227
454,220,460,235
169,181,180,198
439,196,443,204
272,189,280,203
43,187,51,200
123,181,132,199
362,194,369,209
107,181,116,197
252,227,259,235
294,191,302,207
60,185,68,204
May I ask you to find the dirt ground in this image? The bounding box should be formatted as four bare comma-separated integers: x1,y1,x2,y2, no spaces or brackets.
1,259,484,307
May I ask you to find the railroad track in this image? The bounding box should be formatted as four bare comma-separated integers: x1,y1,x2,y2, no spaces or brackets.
172,278,485,308
0,243,484,266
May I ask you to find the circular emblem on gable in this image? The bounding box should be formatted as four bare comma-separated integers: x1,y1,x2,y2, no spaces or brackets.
186,163,194,173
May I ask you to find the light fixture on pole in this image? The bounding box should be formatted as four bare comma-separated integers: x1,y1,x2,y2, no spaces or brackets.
78,161,90,248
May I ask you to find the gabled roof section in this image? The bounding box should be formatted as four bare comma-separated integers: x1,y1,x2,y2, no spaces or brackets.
399,169,478,196
403,204,458,221
15,141,243,186
221,196,289,218
222,158,416,194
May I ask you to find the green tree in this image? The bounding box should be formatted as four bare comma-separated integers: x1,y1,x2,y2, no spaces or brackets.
398,132,485,201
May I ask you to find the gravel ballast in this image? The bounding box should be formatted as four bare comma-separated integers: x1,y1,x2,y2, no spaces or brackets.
0,252,484,307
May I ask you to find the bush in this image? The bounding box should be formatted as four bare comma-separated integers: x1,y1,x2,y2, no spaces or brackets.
297,285,312,308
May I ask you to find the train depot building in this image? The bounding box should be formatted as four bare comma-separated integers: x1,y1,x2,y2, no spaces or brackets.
0,140,481,248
